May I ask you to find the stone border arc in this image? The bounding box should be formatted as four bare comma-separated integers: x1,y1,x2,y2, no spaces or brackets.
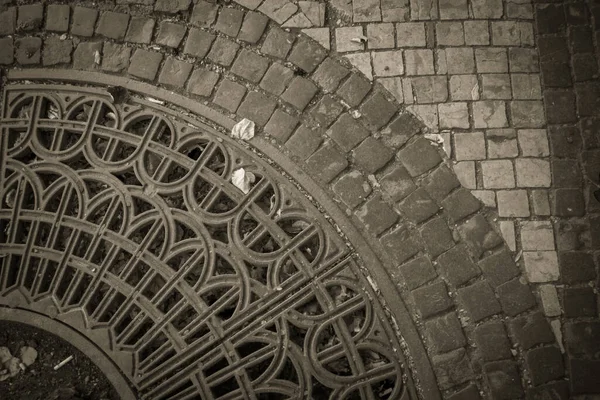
0,1,567,397
0,306,137,400
4,68,440,400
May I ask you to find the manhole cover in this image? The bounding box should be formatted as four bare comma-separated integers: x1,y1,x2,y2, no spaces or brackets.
0,83,422,399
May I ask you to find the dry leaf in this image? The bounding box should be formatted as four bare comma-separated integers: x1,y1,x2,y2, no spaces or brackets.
231,118,255,140
231,168,256,194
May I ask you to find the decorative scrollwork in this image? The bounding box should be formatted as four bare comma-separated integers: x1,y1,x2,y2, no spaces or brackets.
0,85,415,399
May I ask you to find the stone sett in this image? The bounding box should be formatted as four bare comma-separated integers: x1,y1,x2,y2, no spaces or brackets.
158,58,193,88
425,312,467,354
412,281,453,318
42,36,72,66
486,129,518,159
381,224,421,265
449,75,479,101
285,125,322,160
515,159,551,188
208,37,240,66
360,92,397,130
183,28,215,58
399,256,437,290
453,162,476,189
497,277,537,317
398,137,443,177
260,63,294,96
380,164,416,202
71,7,98,37
214,79,246,112
438,103,469,129
524,251,560,283
231,49,270,83
352,137,394,173
126,17,156,44
372,51,404,77
310,95,344,128
454,132,485,161
155,0,191,13
458,280,502,322
464,21,490,45
187,68,219,97
521,221,554,251
497,190,529,217
337,73,372,107
96,12,130,40
399,188,439,224
423,165,460,202
478,249,519,287
484,361,524,400
102,42,131,72
313,59,349,93
237,91,277,126
436,243,481,287
281,77,318,111
15,37,41,65
442,189,482,224
335,26,364,53
128,49,163,81
332,170,372,209
156,22,187,48
17,4,43,32
287,36,327,73
473,100,507,128
264,109,298,143
191,1,218,28
518,129,549,157
215,8,244,37
559,252,596,284
432,348,475,390
473,321,512,361
458,214,503,259
420,218,455,259
404,49,435,76
511,101,546,128
262,27,295,59
305,142,348,183
46,5,70,32
72,42,102,71
436,22,465,46
238,12,268,44
0,37,14,65
355,195,398,235
0,7,16,36
396,23,426,47
563,287,597,318
509,312,555,350
481,160,515,189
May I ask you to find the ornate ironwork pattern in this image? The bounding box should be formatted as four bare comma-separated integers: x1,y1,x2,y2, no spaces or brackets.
0,85,415,400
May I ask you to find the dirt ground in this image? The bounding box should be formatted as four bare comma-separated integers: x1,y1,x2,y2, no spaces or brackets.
0,321,120,400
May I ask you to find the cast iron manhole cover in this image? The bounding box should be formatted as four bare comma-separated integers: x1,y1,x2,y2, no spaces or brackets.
0,83,420,399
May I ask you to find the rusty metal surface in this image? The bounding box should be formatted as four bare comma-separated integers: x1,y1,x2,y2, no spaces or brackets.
0,83,419,400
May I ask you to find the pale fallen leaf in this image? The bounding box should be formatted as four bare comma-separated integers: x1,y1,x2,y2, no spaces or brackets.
19,346,37,366
48,104,59,120
424,133,444,145
350,36,368,43
94,50,100,65
146,97,164,105
350,110,361,119
231,118,255,140
231,168,256,194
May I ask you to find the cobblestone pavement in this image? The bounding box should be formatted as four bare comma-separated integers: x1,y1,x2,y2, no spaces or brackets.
0,0,597,399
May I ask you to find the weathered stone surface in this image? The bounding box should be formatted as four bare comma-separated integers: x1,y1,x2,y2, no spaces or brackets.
285,125,322,160
425,313,467,354
43,36,72,66
332,170,371,208
478,250,519,287
420,218,455,259
496,278,537,317
399,256,437,290
432,348,474,390
526,347,565,386
436,243,481,287
474,321,512,361
458,280,502,322
509,312,555,350
484,361,524,400
355,195,398,235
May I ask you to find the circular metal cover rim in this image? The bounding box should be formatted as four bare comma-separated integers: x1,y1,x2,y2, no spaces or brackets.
0,305,137,400
1,69,439,399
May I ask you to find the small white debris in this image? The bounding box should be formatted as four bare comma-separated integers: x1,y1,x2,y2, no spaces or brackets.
350,36,368,43
93,50,101,65
19,346,37,367
146,97,164,105
48,104,59,120
230,118,255,140
59,33,68,41
231,168,256,194
350,110,361,119
4,189,16,208
53,355,74,371
514,249,523,262
424,133,444,145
